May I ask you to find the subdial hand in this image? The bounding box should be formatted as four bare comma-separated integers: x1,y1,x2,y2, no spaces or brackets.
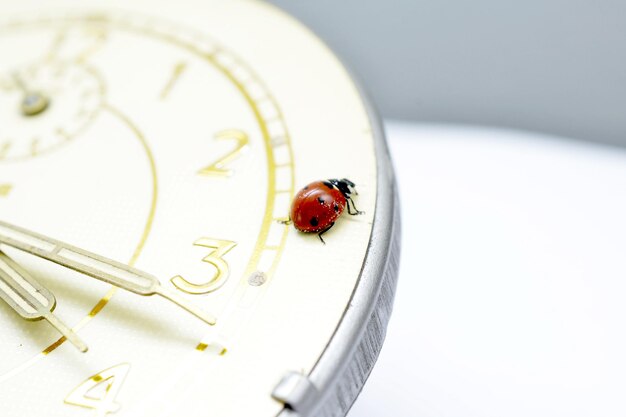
0,251,88,352
0,221,216,326
12,72,50,117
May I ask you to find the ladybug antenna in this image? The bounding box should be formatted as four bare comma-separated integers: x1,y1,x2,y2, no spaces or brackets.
341,178,355,188
341,178,358,196
330,178,357,197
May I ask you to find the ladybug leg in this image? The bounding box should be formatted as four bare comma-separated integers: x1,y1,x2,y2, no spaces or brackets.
318,222,334,244
278,217,293,225
346,197,364,216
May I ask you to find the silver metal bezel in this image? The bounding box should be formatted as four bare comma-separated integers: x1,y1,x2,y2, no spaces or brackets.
268,8,402,412
309,89,400,417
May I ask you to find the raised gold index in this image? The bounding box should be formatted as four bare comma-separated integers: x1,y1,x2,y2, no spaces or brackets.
0,220,216,326
0,251,88,352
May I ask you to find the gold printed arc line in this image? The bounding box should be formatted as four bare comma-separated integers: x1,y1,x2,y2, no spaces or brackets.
109,13,298,342
206,56,277,278
195,54,296,349
3,14,295,284
4,13,295,359
107,15,296,294
195,343,227,356
104,103,159,267
43,103,159,355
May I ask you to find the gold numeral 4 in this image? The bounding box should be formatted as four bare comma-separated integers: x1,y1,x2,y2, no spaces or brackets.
198,129,249,177
171,238,237,294
65,363,131,417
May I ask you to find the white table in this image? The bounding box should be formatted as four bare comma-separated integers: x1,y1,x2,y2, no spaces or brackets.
350,122,626,416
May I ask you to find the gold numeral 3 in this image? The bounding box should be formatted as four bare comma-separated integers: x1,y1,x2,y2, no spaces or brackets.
198,129,249,177
171,238,237,294
65,363,130,417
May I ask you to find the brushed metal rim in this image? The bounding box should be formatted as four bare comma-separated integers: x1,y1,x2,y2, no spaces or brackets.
245,2,401,415
268,11,401,413
306,84,400,417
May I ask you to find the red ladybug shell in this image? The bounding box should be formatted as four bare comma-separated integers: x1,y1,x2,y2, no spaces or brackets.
290,181,347,232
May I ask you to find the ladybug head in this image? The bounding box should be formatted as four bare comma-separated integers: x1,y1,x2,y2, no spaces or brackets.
329,178,357,198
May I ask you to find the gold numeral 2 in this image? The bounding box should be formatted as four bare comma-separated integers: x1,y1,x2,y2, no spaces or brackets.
171,238,237,294
198,129,249,177
65,363,130,417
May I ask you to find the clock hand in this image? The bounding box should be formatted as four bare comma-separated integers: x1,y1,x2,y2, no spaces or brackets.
0,251,88,352
11,72,50,117
0,220,216,326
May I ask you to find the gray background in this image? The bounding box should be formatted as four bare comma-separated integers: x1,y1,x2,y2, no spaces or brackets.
266,0,626,147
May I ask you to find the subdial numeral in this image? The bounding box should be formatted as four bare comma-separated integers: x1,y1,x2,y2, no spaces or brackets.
0,184,12,197
0,77,14,92
47,24,109,64
0,143,12,160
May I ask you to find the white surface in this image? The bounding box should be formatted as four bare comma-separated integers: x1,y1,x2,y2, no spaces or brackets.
350,121,626,417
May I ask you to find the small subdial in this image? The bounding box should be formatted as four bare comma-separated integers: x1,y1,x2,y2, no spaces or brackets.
0,61,104,161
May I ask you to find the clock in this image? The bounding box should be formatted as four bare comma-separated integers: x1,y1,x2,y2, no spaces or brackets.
0,1,400,417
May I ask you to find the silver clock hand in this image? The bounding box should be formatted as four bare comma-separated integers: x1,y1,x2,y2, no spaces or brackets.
0,251,88,352
0,220,216,326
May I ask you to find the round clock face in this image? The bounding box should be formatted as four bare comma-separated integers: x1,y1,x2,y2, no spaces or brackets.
0,1,379,416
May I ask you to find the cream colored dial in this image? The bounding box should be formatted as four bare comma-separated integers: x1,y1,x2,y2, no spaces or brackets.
0,60,104,161
0,1,379,417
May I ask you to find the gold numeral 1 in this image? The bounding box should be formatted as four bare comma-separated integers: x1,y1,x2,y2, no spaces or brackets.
160,61,187,100
198,130,249,177
65,363,131,417
171,238,237,294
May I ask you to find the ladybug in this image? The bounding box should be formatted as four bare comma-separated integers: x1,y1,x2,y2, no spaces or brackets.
286,178,363,243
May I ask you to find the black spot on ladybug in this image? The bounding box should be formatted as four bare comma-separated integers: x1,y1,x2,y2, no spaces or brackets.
334,204,339,212
304,185,309,190
322,181,334,189
317,197,325,205
309,217,319,227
